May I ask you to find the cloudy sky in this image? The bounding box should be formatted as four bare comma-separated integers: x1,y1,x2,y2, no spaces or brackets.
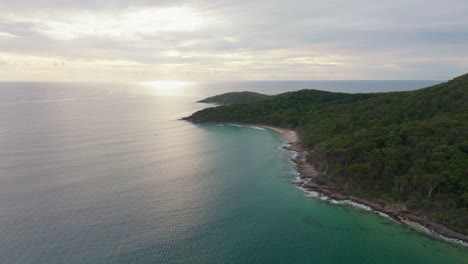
0,0,467,82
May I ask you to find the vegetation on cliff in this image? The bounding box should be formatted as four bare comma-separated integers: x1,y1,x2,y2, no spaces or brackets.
187,74,468,232
198,91,271,105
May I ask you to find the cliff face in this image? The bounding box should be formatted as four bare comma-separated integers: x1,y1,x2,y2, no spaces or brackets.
187,74,468,232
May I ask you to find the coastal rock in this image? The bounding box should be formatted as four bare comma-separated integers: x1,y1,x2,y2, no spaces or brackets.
382,204,408,215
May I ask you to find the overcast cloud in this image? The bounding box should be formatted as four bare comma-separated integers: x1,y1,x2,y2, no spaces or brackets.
0,0,467,81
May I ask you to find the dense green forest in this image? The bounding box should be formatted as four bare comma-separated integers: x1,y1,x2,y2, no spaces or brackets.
198,91,271,105
187,74,468,232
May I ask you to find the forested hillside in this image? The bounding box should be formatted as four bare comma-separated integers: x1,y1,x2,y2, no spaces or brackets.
186,74,468,232
198,91,271,105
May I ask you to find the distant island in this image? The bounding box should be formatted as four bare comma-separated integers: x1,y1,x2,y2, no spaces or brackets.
185,73,468,243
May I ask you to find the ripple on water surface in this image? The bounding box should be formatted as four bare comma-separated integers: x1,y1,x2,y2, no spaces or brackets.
0,87,466,263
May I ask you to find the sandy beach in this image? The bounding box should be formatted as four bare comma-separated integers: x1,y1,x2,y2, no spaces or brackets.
183,120,468,245
260,125,299,143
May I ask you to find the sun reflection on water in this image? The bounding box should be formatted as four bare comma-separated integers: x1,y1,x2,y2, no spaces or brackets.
139,81,194,96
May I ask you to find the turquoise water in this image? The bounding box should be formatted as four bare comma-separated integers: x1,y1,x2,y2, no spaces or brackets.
0,82,466,263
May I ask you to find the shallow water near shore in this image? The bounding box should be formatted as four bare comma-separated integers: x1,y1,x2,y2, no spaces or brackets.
1,82,467,263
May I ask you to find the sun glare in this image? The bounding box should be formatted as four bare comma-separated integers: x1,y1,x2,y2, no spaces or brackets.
140,81,193,96
141,81,190,88
31,6,206,40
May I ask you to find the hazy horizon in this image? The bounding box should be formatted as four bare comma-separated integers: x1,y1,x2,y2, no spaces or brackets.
0,0,467,82
0,80,445,99
1,2,467,262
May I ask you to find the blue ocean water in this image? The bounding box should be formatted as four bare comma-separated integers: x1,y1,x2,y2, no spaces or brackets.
0,81,466,263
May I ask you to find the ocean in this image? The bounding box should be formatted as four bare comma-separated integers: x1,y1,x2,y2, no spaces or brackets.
1,81,467,263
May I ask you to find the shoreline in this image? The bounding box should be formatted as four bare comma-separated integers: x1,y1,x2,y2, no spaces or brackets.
259,125,468,247
185,120,468,246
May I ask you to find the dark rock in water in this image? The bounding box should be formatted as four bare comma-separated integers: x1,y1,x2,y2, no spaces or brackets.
301,216,323,228
329,193,349,200
315,179,327,185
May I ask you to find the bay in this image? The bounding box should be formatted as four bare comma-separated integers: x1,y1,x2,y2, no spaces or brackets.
0,81,466,263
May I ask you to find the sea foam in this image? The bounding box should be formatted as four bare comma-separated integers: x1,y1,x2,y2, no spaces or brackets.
249,126,266,130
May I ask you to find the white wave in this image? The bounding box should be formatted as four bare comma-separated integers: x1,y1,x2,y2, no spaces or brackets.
406,221,468,247
304,191,320,198
297,187,320,198
297,183,468,247
228,124,243,127
377,212,391,219
249,126,266,130
293,177,304,184
429,232,468,247
329,199,373,211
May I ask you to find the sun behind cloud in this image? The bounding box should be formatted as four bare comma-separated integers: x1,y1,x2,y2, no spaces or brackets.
33,7,206,40
0,1,466,81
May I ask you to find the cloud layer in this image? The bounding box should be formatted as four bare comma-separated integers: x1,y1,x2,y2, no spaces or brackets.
0,0,467,81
